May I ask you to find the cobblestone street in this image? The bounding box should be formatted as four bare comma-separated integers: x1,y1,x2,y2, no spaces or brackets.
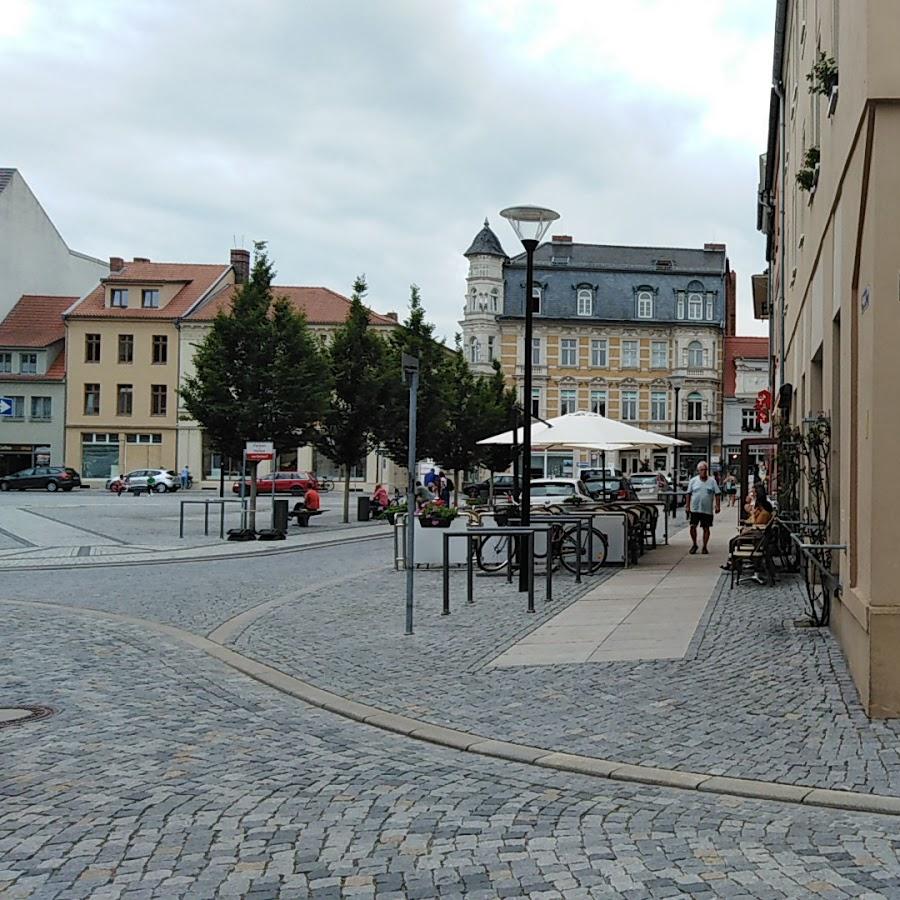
5,534,900,897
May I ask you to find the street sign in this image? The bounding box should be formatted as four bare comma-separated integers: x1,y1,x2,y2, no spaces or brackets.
244,440,274,462
0,397,13,417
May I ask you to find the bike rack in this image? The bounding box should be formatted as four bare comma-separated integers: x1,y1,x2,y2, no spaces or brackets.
179,498,248,540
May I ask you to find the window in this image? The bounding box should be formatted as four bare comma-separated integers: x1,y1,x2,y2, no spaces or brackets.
651,391,667,422
741,408,759,432
0,352,10,373
142,289,160,309
117,384,133,416
590,390,607,416
125,433,162,444
118,334,134,364
84,384,100,416
676,291,685,319
150,384,167,416
590,339,607,367
468,336,479,364
687,341,704,368
487,336,494,362
19,353,37,374
152,335,168,365
637,290,653,319
560,389,577,415
531,338,541,365
686,391,703,421
621,340,639,369
5,395,24,418
531,388,541,419
705,293,715,320
577,288,592,316
531,286,542,315
111,289,128,308
560,338,578,367
651,340,668,369
688,293,703,320
621,390,638,421
85,334,101,363
30,396,51,420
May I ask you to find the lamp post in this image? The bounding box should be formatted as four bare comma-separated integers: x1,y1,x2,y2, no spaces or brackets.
668,374,685,485
706,415,714,468
500,205,559,528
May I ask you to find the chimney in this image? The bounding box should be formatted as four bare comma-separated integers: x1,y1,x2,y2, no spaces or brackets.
132,257,150,263
230,248,251,284
704,242,726,252
552,235,573,243
109,256,124,273
385,311,398,321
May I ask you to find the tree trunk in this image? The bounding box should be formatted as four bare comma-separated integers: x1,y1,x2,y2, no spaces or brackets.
248,461,258,532
342,464,351,523
453,468,460,507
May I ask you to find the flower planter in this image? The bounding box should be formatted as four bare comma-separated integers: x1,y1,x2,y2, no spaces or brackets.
420,517,453,528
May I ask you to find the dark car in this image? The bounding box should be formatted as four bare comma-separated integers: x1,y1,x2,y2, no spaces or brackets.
462,474,519,499
582,473,637,501
0,466,82,492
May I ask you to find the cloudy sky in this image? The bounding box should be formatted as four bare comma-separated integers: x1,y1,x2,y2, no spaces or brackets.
3,0,775,338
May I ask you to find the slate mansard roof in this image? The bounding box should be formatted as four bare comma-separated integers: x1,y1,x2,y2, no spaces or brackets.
508,242,727,275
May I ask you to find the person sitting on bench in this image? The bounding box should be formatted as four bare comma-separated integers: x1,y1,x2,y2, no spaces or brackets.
304,486,321,512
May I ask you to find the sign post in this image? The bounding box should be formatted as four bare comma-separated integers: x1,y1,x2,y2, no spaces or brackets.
243,442,274,531
402,354,419,635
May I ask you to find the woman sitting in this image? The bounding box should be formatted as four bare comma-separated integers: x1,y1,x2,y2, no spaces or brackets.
721,484,774,572
371,483,390,513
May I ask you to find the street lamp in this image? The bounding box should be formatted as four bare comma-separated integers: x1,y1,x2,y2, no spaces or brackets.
668,374,686,485
500,205,559,530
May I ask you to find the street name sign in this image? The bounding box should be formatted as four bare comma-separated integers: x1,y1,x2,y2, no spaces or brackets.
245,440,274,462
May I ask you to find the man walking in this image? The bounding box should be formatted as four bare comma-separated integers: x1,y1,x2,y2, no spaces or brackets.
686,461,720,555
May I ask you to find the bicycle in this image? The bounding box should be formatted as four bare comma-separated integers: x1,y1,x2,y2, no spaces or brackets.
317,477,335,493
475,520,608,575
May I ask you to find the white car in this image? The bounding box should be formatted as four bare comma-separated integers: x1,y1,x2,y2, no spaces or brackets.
123,468,179,493
528,478,594,506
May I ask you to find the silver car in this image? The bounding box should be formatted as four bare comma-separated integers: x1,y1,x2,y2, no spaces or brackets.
629,472,671,500
124,468,179,493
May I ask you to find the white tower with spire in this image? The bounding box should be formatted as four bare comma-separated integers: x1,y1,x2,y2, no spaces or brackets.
460,218,507,375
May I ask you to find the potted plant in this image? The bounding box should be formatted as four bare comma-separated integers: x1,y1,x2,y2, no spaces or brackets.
807,51,838,97
418,501,459,528
796,146,820,193
380,502,407,525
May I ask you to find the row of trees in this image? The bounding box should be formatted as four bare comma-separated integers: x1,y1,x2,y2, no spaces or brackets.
181,244,519,524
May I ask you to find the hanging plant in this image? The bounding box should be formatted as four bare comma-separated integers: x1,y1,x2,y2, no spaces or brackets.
796,146,820,192
807,51,838,96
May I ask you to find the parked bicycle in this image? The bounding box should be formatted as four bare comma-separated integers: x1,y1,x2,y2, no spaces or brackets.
317,476,335,493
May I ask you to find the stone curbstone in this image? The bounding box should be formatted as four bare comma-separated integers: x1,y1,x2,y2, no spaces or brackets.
802,788,900,816
467,739,550,764
697,775,812,804
533,752,620,777
609,764,709,790
409,723,480,751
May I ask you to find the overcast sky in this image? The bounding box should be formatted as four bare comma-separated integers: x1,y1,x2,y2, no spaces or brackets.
3,0,774,339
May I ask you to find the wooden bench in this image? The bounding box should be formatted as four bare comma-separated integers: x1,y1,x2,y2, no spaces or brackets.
290,505,324,527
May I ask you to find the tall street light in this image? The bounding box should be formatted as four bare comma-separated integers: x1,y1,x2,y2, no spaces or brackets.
706,414,714,469
500,205,559,531
668,374,685,503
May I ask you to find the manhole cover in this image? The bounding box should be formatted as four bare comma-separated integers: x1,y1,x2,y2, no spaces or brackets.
0,706,54,728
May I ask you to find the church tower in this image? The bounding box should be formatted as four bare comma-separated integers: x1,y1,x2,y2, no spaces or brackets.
460,218,507,375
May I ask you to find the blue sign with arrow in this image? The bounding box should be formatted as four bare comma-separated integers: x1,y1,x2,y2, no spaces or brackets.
0,397,14,417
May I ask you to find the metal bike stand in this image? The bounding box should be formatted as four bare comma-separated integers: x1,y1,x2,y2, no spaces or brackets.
514,515,584,584
179,498,248,539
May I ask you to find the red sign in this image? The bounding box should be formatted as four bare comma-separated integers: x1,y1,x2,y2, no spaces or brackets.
245,452,274,462
755,389,772,424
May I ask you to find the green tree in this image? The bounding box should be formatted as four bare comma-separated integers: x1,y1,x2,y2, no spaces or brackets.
376,284,447,466
476,362,519,500
180,242,327,530
313,275,387,523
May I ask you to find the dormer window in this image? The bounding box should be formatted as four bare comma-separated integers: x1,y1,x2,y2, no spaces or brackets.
688,293,703,320
142,289,160,309
636,289,653,319
531,286,542,315
0,353,11,374
111,288,128,308
19,353,37,374
676,291,685,319
576,288,592,316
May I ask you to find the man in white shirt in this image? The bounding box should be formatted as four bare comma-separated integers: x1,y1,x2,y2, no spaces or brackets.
686,461,721,555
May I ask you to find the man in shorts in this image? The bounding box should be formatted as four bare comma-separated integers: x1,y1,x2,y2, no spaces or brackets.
686,461,720,555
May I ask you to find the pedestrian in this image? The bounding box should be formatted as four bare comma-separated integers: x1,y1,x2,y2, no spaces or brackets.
180,464,191,490
146,472,156,496
423,467,437,489
686,461,720,555
724,472,738,507
439,474,451,505
414,480,434,510
371,483,389,513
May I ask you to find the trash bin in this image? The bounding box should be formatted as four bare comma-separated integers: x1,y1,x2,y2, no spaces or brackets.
357,496,371,522
272,498,289,532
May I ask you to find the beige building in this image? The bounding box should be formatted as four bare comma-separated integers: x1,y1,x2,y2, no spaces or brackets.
759,0,900,714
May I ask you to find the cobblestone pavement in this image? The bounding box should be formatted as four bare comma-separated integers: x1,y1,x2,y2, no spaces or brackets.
6,603,900,899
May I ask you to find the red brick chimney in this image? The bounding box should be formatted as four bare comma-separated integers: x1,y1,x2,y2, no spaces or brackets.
552,235,573,243
230,248,250,284
109,256,124,272
385,311,398,321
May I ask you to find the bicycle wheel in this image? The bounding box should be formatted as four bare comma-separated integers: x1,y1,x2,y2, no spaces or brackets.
475,534,514,573
558,526,609,574
319,477,334,492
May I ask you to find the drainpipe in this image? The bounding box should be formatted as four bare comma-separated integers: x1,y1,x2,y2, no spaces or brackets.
773,78,787,390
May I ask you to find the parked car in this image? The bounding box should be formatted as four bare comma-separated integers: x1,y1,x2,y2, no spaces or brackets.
231,471,319,496
582,473,638,502
629,471,671,500
0,466,82,492
462,474,519,499
529,478,595,506
121,468,180,493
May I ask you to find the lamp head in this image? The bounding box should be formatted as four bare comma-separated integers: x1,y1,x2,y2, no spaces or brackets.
668,374,686,391
499,205,560,245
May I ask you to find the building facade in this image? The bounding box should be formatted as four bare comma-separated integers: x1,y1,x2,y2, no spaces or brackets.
759,1,900,714
0,169,108,323
461,222,731,477
722,336,771,477
0,295,73,476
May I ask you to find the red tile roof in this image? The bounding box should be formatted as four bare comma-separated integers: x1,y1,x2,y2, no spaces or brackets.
68,262,230,320
0,295,75,347
724,336,769,397
189,284,398,326
0,351,65,382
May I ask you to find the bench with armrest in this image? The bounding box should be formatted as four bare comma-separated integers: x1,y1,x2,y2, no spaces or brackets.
728,516,779,587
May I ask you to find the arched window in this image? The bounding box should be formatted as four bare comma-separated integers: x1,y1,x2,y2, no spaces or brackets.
468,336,480,364
687,340,704,368
577,288,592,316
686,391,703,421
531,285,542,315
637,290,653,319
687,280,703,320
491,287,499,312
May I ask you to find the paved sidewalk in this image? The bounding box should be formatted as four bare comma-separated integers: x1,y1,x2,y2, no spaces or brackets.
492,529,718,666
